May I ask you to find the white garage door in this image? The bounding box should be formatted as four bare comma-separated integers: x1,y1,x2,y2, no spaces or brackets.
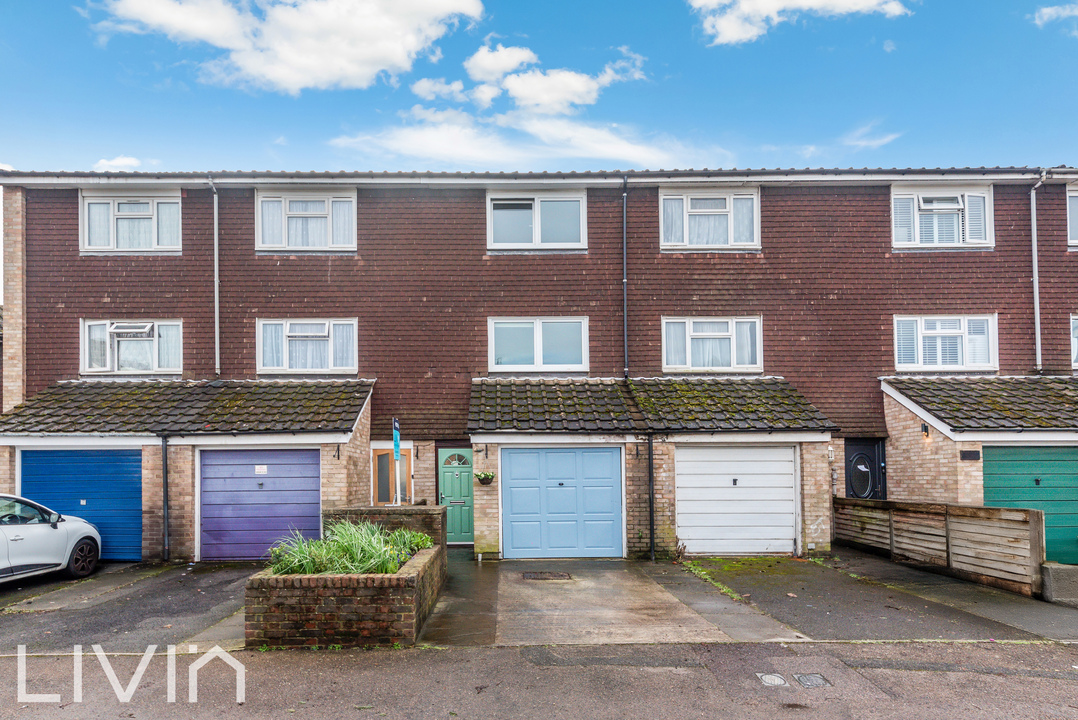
675,446,798,555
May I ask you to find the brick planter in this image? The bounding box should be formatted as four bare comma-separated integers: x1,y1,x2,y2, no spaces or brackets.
244,544,447,649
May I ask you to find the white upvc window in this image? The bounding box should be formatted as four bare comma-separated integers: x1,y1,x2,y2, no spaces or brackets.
662,316,763,372
1071,316,1078,368
81,319,182,374
1067,187,1078,247
660,190,759,249
80,191,181,252
488,317,589,372
256,191,357,250
891,186,993,248
486,192,587,249
894,315,997,371
257,319,358,373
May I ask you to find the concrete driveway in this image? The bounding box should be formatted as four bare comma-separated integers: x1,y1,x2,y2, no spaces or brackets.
0,561,256,653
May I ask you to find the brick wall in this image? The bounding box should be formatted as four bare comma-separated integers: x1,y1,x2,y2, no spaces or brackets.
325,505,447,550
0,446,14,494
625,440,676,558
3,186,25,411
142,442,196,561
800,441,832,552
471,442,499,557
883,395,984,504
323,398,371,511
244,544,446,648
413,441,436,504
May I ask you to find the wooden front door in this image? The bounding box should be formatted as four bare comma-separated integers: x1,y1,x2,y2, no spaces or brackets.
438,449,474,544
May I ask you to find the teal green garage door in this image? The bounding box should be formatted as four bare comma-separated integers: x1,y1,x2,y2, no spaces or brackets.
983,446,1078,564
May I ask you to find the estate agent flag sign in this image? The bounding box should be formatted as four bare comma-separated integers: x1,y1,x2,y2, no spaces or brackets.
393,418,403,505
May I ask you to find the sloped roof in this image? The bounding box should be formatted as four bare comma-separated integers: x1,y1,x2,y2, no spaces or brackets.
0,380,374,435
468,377,835,433
884,376,1078,431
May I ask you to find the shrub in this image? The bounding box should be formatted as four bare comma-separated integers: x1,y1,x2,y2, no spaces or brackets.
268,521,433,575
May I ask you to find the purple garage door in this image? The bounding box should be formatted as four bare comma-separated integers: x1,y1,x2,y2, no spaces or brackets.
200,449,321,561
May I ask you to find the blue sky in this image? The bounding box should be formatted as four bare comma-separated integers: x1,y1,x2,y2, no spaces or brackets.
0,0,1076,172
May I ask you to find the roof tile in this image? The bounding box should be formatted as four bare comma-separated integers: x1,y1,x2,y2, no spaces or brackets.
885,376,1078,431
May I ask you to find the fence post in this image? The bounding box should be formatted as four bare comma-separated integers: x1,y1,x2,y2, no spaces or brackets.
944,504,952,569
888,507,895,559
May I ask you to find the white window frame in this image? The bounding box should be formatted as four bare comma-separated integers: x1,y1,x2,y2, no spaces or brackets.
1067,185,1078,247
893,315,998,371
487,317,589,372
485,191,588,250
1071,315,1078,369
256,318,359,374
80,319,183,375
255,189,358,251
79,190,182,252
659,188,761,250
891,185,994,249
661,316,764,373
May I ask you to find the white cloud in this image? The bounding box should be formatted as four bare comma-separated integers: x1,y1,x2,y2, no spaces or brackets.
841,121,901,150
463,43,538,83
1034,4,1078,26
273,136,288,146
94,0,483,94
501,48,645,115
688,0,910,44
93,155,142,171
470,83,503,109
0,162,13,171
411,77,468,102
883,39,895,52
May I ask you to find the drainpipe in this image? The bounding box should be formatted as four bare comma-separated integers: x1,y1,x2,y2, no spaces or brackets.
160,434,170,562
622,175,629,378
648,433,655,562
1030,169,1047,373
208,175,221,377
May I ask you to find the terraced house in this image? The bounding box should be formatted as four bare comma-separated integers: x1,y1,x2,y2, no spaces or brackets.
1,166,1077,565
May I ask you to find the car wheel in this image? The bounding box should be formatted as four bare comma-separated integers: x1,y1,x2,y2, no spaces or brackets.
66,538,99,579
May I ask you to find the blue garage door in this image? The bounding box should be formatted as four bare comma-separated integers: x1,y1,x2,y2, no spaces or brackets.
501,447,622,559
20,450,143,561
200,449,321,561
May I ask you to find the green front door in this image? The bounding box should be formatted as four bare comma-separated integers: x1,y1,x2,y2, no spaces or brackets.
438,449,474,544
983,446,1078,564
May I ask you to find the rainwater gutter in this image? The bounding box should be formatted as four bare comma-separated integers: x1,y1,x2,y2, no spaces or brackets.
1030,169,1047,372
622,175,629,378
208,175,221,377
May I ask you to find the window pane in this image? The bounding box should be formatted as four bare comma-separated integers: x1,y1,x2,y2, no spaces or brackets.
922,335,939,366
662,197,684,245
331,200,353,246
691,337,731,367
689,197,726,211
493,322,534,366
332,323,355,368
261,200,283,245
288,199,326,213
87,324,108,369
1073,318,1078,364
923,212,959,244
664,321,687,366
895,320,917,365
288,322,329,336
967,319,989,365
936,318,961,331
732,197,755,244
539,200,581,244
262,323,284,368
87,203,111,247
688,213,728,245
541,321,583,366
735,321,757,366
288,216,328,247
117,339,153,371
288,338,329,369
492,202,534,244
157,202,180,247
966,195,986,243
692,321,729,334
939,335,962,365
116,201,151,213
157,324,181,370
1070,195,1078,243
376,453,392,504
116,217,152,249
893,197,914,244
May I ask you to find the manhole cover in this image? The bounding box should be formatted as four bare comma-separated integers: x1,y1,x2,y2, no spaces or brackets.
756,673,788,687
522,571,572,580
794,674,831,689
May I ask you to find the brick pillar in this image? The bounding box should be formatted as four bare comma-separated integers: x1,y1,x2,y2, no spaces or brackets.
0,446,15,494
3,186,26,412
471,443,500,557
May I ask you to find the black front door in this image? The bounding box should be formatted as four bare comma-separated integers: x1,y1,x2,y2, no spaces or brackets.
844,439,886,500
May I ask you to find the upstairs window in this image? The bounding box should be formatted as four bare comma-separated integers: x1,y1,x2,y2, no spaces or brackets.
894,315,996,371
488,317,588,372
487,193,586,249
892,187,993,247
1068,189,1078,246
82,320,182,374
257,319,358,373
1071,316,1078,368
81,192,181,252
256,192,356,251
660,191,759,249
662,317,762,372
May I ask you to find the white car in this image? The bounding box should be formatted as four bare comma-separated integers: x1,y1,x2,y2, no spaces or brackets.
0,494,101,583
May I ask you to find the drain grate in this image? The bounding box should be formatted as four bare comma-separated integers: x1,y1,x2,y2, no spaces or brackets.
794,674,831,689
522,571,572,580
755,673,788,687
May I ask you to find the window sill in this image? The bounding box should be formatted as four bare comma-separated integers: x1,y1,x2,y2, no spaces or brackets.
256,248,357,256
485,248,588,255
487,368,590,375
79,250,183,257
892,245,994,253
79,372,183,379
894,368,999,374
659,246,761,254
662,368,764,374
257,370,359,376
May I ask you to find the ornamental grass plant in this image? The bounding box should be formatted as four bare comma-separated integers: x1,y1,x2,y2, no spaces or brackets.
268,521,434,575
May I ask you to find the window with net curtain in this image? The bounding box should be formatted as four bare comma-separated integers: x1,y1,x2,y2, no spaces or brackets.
258,194,356,249
661,193,757,248
894,316,994,369
259,319,357,372
490,318,586,370
662,318,760,370
83,320,182,373
83,197,181,251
